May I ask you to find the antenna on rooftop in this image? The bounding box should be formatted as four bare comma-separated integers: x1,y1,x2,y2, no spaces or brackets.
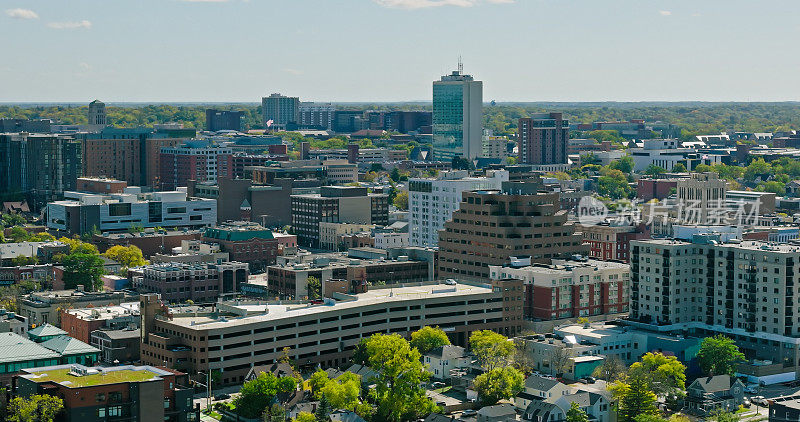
458,56,463,74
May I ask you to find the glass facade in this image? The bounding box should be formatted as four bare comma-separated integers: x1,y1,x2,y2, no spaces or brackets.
432,83,464,162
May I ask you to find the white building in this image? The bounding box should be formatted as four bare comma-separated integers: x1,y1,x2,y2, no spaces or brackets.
423,345,470,380
46,188,216,234
481,133,508,160
628,139,725,172
322,160,358,184
373,231,408,250
408,169,508,248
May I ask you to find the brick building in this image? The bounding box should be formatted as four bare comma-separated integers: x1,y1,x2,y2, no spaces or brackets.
92,230,202,258
489,258,629,320
437,185,587,281
202,222,297,273
518,113,569,165
15,364,195,422
636,178,681,201
575,222,651,262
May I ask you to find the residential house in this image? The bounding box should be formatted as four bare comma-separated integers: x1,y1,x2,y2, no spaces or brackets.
478,403,519,422
685,375,746,416
514,375,571,411
424,345,471,380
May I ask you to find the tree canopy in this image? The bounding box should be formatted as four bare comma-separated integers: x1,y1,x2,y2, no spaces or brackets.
103,245,148,268
234,372,297,419
409,326,450,354
6,394,64,422
473,366,524,405
469,330,515,371
696,335,746,376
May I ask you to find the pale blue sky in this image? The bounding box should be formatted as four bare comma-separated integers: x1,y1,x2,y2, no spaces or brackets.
2,0,799,102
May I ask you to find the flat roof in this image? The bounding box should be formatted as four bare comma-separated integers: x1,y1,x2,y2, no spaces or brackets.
168,282,493,330
21,365,169,388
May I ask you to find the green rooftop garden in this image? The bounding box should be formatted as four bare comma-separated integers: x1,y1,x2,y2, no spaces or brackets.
28,367,162,387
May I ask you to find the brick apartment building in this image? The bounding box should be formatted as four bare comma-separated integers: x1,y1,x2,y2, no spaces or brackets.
437,185,587,281
92,230,202,258
576,222,651,262
489,258,630,320
518,113,569,165
16,364,195,422
202,222,297,272
81,138,184,188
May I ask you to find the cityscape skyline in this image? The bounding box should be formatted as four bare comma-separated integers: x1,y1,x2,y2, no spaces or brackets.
2,0,800,102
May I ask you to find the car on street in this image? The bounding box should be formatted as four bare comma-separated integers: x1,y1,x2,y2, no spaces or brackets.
214,393,231,401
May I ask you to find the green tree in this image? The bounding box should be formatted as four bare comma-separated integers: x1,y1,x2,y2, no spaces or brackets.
103,245,148,268
473,366,524,405
644,164,667,176
307,276,321,300
628,352,687,399
410,326,450,354
1,213,26,228
8,226,30,242
671,163,687,173
566,402,590,422
392,190,408,210
309,369,330,398
614,377,658,422
57,237,100,255
582,153,601,166
363,333,436,421
295,412,316,422
11,255,38,266
696,335,746,376
609,156,635,174
234,372,297,419
756,180,786,195
320,372,361,410
6,394,64,422
315,393,331,421
710,410,739,422
597,168,632,199
592,355,627,382
61,253,105,291
469,330,515,370
263,404,285,422
29,232,56,242
390,167,402,182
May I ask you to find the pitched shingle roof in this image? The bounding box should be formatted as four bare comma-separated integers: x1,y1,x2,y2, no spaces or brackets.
427,345,466,360
692,375,735,393
477,403,516,418
524,375,563,391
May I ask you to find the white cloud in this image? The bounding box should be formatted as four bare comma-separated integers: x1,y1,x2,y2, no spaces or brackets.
5,8,39,19
79,62,91,71
374,0,512,9
659,10,672,16
47,20,92,29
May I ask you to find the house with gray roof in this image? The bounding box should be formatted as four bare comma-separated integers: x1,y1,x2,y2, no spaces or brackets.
685,375,745,416
522,390,611,422
477,403,518,422
514,375,571,411
425,345,470,380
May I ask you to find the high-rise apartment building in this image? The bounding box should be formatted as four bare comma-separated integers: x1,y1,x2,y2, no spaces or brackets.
676,172,727,224
518,113,569,165
630,237,800,370
262,93,299,130
0,133,82,209
437,184,588,281
205,109,243,132
88,99,106,126
291,186,389,248
159,141,232,190
298,102,335,130
432,65,482,161
408,170,509,248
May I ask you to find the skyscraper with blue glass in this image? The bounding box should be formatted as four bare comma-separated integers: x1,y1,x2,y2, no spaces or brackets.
432,65,483,162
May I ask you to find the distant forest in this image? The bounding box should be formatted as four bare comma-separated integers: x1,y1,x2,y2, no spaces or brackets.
1,102,799,140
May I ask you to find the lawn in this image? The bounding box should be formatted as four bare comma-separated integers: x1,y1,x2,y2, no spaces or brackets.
27,367,161,387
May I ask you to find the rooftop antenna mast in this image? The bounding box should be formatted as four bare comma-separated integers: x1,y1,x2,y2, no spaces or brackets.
458,56,463,74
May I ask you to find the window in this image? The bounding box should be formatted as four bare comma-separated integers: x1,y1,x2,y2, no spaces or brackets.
108,406,122,417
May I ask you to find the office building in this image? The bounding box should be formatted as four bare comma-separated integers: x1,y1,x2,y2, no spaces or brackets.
432,65,483,161
45,189,216,235
159,141,232,190
575,222,651,262
262,93,299,130
0,133,82,210
90,328,141,364
630,237,800,378
291,186,389,247
139,279,522,384
205,109,243,132
518,113,569,165
88,99,107,126
216,150,289,180
489,258,630,320
437,185,588,281
0,118,51,133
676,172,727,224
299,102,335,130
19,290,127,327
15,364,195,422
203,221,297,272
319,222,377,251
408,169,509,248
60,302,139,343
482,134,509,160
131,261,248,303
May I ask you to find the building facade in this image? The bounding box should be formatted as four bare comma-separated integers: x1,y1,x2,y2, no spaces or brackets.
205,109,243,132
518,113,569,165
202,222,297,272
291,186,389,248
262,93,299,130
432,67,483,161
409,170,508,248
159,142,232,190
437,188,587,281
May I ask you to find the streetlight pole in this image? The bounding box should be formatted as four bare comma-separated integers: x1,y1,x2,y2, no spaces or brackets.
197,372,212,412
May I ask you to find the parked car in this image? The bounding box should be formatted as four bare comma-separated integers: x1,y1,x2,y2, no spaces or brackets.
579,378,589,384
585,376,597,384
462,410,477,416
742,399,751,408
214,393,231,401
751,396,767,406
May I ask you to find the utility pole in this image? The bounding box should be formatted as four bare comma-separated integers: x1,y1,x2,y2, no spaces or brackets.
196,372,212,412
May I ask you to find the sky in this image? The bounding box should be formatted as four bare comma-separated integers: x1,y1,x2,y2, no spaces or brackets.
2,0,800,103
